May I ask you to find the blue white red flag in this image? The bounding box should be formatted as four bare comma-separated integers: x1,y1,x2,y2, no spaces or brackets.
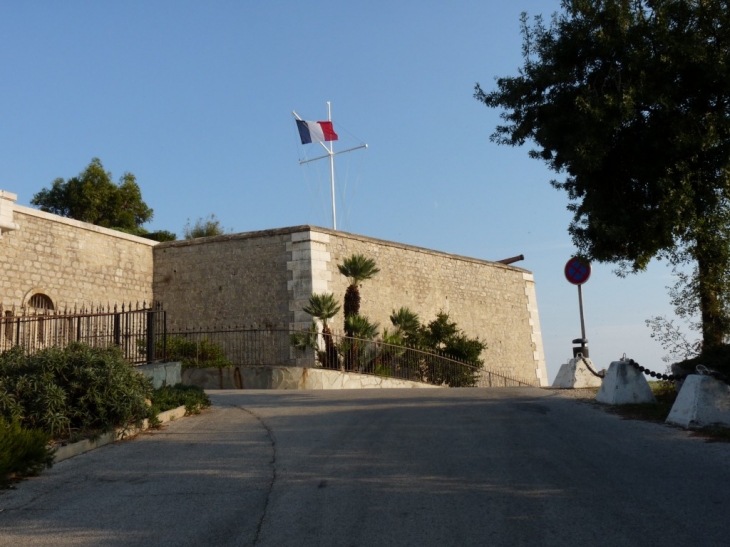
296,120,338,144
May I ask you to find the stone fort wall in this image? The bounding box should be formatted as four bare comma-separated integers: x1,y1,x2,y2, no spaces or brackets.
0,202,155,311
0,191,547,385
153,226,548,385
153,228,293,329
318,229,546,385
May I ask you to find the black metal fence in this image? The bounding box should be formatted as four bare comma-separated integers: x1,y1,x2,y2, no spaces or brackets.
0,305,539,387
161,327,539,387
0,304,166,364
162,327,296,367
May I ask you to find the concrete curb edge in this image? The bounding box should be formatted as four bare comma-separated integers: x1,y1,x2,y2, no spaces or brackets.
53,405,188,463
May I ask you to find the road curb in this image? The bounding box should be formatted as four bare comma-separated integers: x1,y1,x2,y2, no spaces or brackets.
53,405,188,463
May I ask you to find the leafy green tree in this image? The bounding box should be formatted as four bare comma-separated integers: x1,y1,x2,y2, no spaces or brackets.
418,312,486,365
337,254,380,336
302,293,341,369
475,0,730,349
140,230,177,242
31,158,153,234
183,214,229,239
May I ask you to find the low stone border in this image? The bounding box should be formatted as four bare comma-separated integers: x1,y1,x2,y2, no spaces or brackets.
53,405,187,463
182,365,441,390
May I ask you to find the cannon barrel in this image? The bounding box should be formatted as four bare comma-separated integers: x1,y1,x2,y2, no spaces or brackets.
496,254,525,265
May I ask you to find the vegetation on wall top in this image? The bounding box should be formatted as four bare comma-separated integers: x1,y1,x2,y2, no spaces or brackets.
31,158,176,241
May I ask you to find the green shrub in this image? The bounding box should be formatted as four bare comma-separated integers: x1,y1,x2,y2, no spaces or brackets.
150,384,211,415
0,343,152,440
162,336,232,369
0,417,54,486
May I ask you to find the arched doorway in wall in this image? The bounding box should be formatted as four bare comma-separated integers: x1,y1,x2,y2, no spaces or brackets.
22,290,56,345
27,292,55,312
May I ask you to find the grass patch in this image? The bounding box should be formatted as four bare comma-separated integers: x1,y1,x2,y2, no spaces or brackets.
605,380,677,423
606,401,675,423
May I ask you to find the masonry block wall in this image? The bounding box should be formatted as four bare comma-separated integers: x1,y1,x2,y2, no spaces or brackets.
0,192,547,386
153,226,548,385
153,228,294,329
0,204,155,310
322,229,547,385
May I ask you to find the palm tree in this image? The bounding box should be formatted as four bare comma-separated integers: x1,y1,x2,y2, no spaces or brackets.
338,254,380,335
389,307,421,344
342,314,379,371
344,314,379,340
302,293,341,369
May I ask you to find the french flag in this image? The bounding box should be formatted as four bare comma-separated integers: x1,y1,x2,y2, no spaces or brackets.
296,120,339,145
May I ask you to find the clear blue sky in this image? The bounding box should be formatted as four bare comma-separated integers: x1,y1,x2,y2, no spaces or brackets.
0,1,690,381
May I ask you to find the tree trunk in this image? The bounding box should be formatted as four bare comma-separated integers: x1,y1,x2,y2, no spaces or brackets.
343,285,360,336
695,240,729,350
322,326,339,369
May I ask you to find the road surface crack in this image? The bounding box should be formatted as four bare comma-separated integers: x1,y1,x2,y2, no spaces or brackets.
235,406,277,547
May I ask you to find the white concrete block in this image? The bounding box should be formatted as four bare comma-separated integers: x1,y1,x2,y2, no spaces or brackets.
310,241,329,252
309,231,330,243
310,259,329,271
666,375,730,429
312,269,332,281
290,231,313,243
552,357,603,388
311,279,329,292
595,361,656,405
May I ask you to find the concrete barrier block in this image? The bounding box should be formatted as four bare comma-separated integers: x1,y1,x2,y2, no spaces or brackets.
552,357,603,388
666,375,730,429
596,361,656,405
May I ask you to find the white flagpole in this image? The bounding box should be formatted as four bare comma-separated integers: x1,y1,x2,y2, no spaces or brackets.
327,101,336,231
293,104,368,232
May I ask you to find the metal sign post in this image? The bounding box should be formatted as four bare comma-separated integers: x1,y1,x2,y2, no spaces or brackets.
564,257,592,357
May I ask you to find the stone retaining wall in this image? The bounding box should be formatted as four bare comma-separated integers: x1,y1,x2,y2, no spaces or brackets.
182,366,441,390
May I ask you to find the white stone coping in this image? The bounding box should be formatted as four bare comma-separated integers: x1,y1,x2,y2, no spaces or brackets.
52,405,187,463
154,224,531,273
13,204,159,246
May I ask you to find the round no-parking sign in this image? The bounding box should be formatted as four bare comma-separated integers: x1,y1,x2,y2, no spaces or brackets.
564,257,591,285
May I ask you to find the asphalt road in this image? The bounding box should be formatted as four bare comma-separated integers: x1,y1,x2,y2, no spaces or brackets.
1,388,729,547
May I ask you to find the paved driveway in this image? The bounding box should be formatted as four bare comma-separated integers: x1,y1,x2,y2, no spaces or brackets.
1,388,729,546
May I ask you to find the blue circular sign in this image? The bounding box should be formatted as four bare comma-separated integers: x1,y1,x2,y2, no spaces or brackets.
564,257,591,285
